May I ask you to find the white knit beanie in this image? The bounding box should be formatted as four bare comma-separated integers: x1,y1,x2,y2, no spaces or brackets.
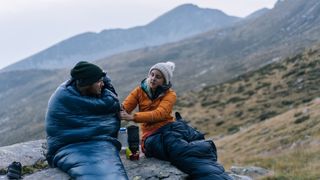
148,61,175,85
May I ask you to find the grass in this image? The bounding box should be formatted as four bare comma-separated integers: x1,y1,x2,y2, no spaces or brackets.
175,46,320,179
176,46,320,138
247,146,320,180
216,100,320,179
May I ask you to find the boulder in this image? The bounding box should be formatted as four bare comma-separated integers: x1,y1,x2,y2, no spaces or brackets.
0,140,261,180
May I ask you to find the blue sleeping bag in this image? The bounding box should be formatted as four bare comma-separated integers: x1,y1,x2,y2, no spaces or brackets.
144,113,232,180
45,78,128,180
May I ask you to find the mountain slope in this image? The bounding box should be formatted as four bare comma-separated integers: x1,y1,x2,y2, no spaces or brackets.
2,4,239,71
244,8,270,20
175,43,320,179
217,99,320,179
95,0,320,94
1,0,320,147
0,69,68,145
176,44,320,137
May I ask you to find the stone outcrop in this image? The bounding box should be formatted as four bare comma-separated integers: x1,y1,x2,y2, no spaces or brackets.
230,166,273,179
0,140,270,179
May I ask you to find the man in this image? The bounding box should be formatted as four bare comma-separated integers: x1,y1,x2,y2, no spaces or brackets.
45,61,128,180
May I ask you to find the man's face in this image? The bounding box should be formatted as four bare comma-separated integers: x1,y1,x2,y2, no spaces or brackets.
86,78,104,97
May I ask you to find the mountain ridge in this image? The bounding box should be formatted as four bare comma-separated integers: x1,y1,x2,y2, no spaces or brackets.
1,0,319,148
1,4,239,71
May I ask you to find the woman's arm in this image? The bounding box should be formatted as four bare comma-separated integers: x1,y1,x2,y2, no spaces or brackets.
133,90,176,123
122,87,140,113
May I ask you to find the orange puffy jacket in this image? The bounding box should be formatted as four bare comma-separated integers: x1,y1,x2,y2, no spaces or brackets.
122,86,177,143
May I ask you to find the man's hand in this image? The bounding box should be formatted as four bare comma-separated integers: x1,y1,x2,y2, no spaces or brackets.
120,110,134,121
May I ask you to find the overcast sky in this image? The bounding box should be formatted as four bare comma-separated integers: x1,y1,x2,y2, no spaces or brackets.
0,0,277,69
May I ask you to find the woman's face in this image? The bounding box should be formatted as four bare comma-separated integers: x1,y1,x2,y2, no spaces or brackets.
148,69,165,90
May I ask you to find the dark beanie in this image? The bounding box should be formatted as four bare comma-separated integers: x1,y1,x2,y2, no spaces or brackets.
70,61,106,87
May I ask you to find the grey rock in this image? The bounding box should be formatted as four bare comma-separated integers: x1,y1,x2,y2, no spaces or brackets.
230,166,273,179
23,168,70,180
0,140,258,180
229,174,253,180
0,140,186,180
0,140,46,169
119,151,187,180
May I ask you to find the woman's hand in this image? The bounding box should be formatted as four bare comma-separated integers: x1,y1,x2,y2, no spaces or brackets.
120,110,134,121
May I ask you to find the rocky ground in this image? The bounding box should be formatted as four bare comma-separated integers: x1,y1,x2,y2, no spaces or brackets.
0,140,272,180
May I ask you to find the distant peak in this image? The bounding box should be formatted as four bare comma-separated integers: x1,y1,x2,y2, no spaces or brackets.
245,7,270,19
274,0,288,7
175,3,199,9
169,3,225,15
170,3,200,12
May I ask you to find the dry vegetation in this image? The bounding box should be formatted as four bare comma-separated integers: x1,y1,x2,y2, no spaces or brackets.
175,45,320,179
176,46,320,136
218,100,320,179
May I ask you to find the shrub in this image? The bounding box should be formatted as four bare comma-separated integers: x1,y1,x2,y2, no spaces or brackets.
228,126,240,134
264,103,271,108
295,70,305,77
248,108,257,112
273,84,284,91
195,120,203,125
226,96,246,104
276,90,290,97
302,98,313,103
245,90,255,96
294,112,303,117
281,100,294,105
282,69,298,78
176,100,195,107
215,121,224,126
201,100,220,107
255,82,271,90
236,85,245,93
259,111,277,121
234,111,243,117
0,169,6,175
294,115,310,124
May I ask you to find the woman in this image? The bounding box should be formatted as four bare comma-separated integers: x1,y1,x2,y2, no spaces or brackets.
120,61,232,180
120,61,176,150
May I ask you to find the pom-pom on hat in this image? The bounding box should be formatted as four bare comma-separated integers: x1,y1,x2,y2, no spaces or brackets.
148,61,175,85
70,61,106,87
